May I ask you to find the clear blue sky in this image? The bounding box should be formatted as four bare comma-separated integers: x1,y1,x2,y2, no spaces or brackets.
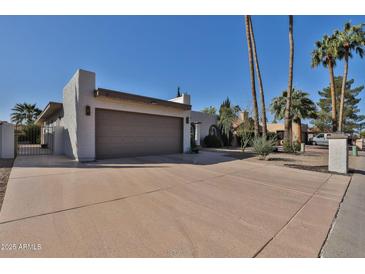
0,16,364,123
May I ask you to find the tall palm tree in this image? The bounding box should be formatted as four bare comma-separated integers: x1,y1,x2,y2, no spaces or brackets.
248,16,267,138
311,33,340,132
11,103,42,125
284,15,294,143
270,89,317,143
245,15,259,137
336,22,365,132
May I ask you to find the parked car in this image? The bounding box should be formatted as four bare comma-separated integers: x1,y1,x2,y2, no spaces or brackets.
311,133,332,146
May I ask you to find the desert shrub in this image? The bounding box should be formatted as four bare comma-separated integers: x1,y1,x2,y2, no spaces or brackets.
252,136,276,160
283,140,301,153
283,140,293,153
292,141,301,153
204,135,222,148
267,132,278,142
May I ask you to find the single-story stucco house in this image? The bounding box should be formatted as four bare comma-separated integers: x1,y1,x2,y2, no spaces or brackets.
35,69,217,161
267,122,309,144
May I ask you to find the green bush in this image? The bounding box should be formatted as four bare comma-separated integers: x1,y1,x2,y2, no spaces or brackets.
283,140,293,153
252,136,276,160
203,135,222,148
292,141,301,153
267,132,278,141
283,140,301,153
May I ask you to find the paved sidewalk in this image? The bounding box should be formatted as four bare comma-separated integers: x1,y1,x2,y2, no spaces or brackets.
321,152,365,257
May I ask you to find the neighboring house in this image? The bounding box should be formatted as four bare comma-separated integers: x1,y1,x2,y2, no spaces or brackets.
35,69,216,161
267,122,309,144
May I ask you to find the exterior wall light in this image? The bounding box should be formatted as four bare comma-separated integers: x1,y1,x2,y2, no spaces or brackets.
85,105,91,116
186,117,190,124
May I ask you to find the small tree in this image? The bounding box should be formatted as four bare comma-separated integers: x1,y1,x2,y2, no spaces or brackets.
236,123,254,151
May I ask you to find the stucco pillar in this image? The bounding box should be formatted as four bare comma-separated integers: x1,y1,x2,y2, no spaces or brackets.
328,134,348,174
195,123,201,146
0,122,15,159
63,69,96,161
53,119,64,155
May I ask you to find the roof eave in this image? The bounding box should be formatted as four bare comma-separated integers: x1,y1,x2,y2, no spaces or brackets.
35,102,63,125
94,88,191,111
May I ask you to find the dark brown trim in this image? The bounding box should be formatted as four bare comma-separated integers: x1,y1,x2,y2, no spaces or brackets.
94,88,191,110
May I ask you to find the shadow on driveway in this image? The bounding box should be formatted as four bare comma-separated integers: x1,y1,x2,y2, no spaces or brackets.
13,150,257,169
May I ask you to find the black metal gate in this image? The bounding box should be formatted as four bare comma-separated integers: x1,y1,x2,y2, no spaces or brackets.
15,125,54,156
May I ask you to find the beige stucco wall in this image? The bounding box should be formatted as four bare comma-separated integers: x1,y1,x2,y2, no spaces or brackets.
267,123,285,133
63,69,191,161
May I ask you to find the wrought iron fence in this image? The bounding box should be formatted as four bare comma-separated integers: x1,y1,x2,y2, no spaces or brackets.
15,125,54,156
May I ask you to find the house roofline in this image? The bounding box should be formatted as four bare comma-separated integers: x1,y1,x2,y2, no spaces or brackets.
35,101,63,125
94,88,191,111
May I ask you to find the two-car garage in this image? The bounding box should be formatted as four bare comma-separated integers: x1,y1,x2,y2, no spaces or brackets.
95,109,184,159
41,70,192,162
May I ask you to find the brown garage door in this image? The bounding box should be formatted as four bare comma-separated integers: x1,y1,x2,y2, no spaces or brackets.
95,109,183,159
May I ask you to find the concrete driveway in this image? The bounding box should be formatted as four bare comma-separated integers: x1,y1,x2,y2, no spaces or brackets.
0,151,350,257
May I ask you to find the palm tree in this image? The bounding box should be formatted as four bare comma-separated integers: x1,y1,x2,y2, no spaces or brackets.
11,103,42,125
248,16,268,138
311,33,340,132
284,15,294,143
336,22,365,132
245,15,259,137
270,89,317,143
218,97,240,140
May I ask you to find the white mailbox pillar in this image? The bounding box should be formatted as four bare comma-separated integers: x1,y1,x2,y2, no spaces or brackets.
328,134,348,174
